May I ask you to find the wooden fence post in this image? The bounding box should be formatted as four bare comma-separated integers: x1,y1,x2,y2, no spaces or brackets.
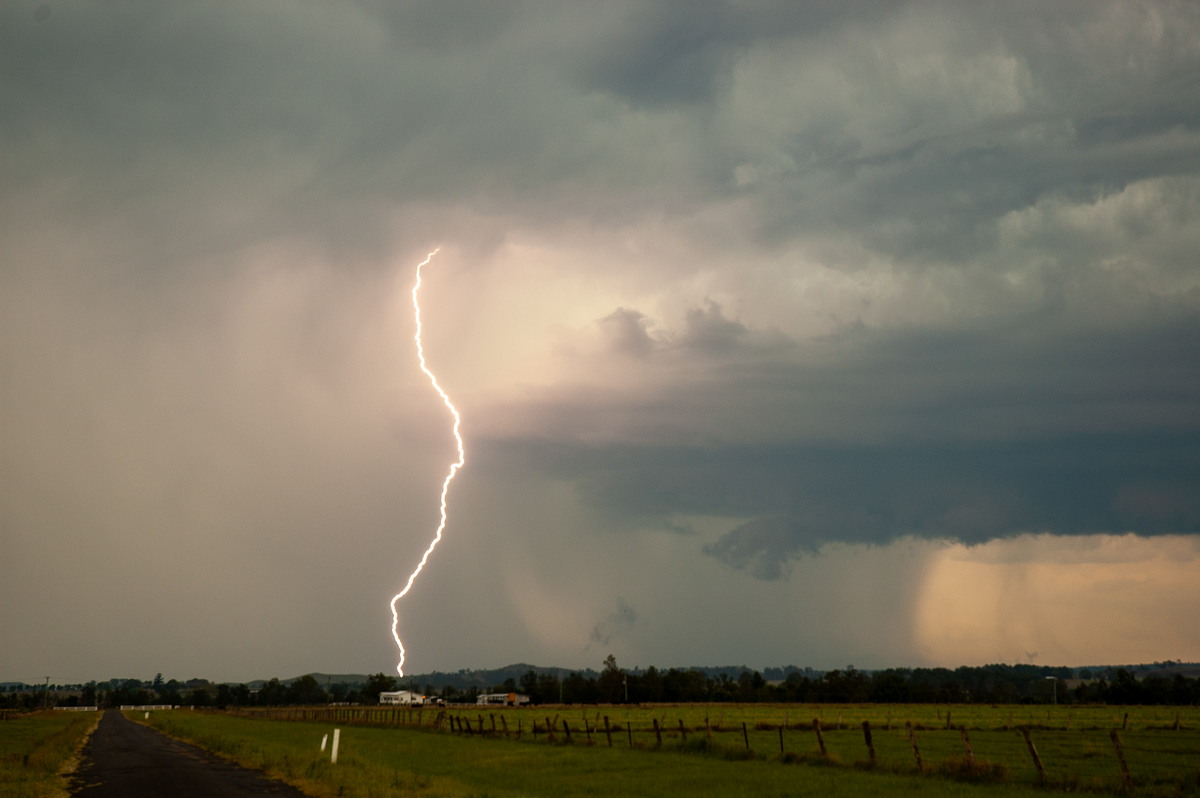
545,717,555,742
778,725,784,754
653,718,662,748
960,726,975,767
604,715,613,747
1019,727,1045,783
862,720,876,767
907,722,922,772
1110,730,1133,791
813,719,826,758
678,719,687,742
562,719,573,743
627,722,633,749
742,721,750,751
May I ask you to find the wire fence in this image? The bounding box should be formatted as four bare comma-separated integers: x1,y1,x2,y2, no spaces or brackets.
228,703,1200,794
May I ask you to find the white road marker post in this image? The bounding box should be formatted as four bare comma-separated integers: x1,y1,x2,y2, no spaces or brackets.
321,733,328,751
331,728,341,764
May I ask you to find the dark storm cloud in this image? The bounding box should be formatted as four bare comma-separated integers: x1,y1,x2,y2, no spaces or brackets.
498,428,1200,580
487,306,1200,577
598,308,657,357
678,302,747,351
567,0,902,106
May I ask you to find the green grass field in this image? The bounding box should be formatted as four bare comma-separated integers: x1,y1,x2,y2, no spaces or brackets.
140,704,1200,798
0,710,99,798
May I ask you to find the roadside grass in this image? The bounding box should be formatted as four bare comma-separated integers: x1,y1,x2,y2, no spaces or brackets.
137,707,1200,798
0,711,99,798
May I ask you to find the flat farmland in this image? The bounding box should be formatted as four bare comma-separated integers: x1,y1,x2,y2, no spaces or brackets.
0,710,98,797
142,704,1200,798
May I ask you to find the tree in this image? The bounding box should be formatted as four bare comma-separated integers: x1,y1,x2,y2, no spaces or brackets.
230,684,251,706
737,669,765,702
520,669,539,698
257,678,287,706
111,679,150,706
535,672,560,704
638,666,664,702
157,683,183,706
662,669,708,702
597,655,624,703
362,673,397,703
1108,668,1142,704
288,675,329,705
562,672,597,704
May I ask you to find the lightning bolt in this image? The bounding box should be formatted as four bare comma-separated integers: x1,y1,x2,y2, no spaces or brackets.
390,247,464,677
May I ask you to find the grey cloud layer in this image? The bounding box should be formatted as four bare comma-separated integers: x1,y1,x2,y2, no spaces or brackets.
8,2,1197,247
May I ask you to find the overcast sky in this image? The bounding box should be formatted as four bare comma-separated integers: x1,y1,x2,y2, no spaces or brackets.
3,0,1199,684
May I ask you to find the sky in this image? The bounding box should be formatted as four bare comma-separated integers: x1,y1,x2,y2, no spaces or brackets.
2,0,1199,685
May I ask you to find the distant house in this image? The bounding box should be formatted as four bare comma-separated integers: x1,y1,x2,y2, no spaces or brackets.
476,692,530,707
379,690,425,706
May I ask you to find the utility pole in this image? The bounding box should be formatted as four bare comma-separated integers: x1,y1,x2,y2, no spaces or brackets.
43,676,51,710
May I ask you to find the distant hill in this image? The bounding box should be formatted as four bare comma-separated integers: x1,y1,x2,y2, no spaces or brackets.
1131,662,1200,680
246,673,372,689
380,664,582,691
100,661,1200,690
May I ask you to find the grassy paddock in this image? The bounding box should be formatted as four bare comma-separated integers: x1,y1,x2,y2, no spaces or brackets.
0,710,99,798
140,705,1200,797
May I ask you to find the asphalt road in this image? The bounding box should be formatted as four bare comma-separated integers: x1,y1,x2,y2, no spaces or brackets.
70,710,310,797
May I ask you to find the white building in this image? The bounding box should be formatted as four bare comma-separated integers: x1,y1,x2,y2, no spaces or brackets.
476,692,530,706
379,690,425,706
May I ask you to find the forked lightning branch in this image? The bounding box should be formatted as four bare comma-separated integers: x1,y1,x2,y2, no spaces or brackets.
390,248,465,677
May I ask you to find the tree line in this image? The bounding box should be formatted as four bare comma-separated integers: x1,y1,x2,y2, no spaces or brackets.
4,660,1197,710
493,658,1199,706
